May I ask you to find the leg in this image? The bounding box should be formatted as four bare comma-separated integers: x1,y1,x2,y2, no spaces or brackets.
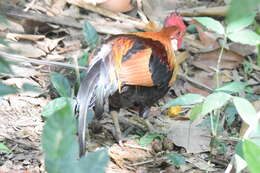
111,110,122,141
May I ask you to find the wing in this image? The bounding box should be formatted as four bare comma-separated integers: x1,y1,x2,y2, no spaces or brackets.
108,35,173,87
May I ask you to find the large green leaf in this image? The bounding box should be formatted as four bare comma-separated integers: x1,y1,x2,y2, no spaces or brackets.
233,97,257,127
163,94,205,109
202,92,231,116
50,72,71,97
0,82,18,96
227,0,260,24
228,29,260,46
243,140,260,173
189,103,203,122
215,81,247,94
226,14,256,34
195,17,225,35
42,98,78,173
42,97,74,118
83,21,99,49
78,149,109,173
42,98,109,173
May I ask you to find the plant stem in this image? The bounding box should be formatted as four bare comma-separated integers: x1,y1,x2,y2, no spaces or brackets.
216,34,227,88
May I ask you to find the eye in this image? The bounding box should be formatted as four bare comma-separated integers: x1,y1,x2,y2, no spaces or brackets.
176,31,181,36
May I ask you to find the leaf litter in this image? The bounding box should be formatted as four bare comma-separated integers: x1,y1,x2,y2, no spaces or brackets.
0,0,259,172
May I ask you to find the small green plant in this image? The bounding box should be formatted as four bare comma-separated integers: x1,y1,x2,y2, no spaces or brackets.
42,98,109,173
165,4,260,171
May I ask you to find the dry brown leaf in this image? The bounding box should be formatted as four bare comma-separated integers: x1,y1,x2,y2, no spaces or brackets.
36,37,64,53
51,0,67,15
184,71,216,96
192,20,219,51
193,48,244,72
109,140,151,167
1,41,46,58
229,42,256,56
99,0,133,12
167,120,211,153
142,0,182,22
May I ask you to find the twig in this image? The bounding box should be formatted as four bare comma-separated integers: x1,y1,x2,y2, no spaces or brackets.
129,156,166,166
178,73,213,92
0,51,88,71
177,6,228,17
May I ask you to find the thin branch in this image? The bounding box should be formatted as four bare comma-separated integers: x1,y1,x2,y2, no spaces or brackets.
0,51,88,71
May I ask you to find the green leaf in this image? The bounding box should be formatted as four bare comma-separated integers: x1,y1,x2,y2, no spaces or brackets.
215,81,247,94
235,140,244,159
189,103,203,122
83,21,99,49
227,14,256,34
202,92,231,116
0,57,12,74
227,0,259,24
167,153,186,166
0,82,18,96
0,143,11,152
78,51,89,67
78,149,109,173
228,29,260,46
50,72,71,97
233,97,257,127
243,140,260,173
139,133,164,147
42,97,74,118
163,94,205,109
42,98,78,173
195,17,225,35
22,83,42,93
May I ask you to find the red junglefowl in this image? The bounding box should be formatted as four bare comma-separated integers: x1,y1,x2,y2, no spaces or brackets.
76,13,186,156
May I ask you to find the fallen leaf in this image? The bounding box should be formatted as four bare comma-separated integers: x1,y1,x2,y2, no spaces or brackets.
229,42,256,56
99,0,133,12
51,0,67,15
186,156,217,171
167,120,211,153
193,48,244,72
191,20,219,51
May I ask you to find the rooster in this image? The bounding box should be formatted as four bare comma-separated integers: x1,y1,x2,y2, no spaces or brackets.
76,13,186,156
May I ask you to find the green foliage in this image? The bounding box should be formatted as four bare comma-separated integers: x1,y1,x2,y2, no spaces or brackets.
189,103,203,122
50,72,72,97
42,98,109,173
167,153,186,166
163,94,205,109
22,83,42,93
227,0,259,24
233,97,257,128
215,81,247,94
0,143,11,152
195,15,260,46
194,17,225,35
228,29,260,46
0,82,18,96
202,92,231,116
78,51,89,67
224,104,237,126
42,97,75,118
83,21,99,49
139,133,164,146
243,140,260,173
0,57,12,74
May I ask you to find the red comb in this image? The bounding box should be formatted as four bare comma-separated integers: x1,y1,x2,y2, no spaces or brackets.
164,13,186,30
